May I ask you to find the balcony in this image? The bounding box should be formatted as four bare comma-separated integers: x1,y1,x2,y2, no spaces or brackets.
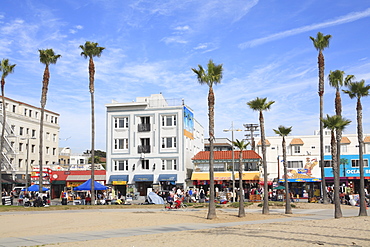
138,123,150,132
138,145,151,153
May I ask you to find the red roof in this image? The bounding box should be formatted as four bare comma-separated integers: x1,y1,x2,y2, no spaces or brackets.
192,150,261,160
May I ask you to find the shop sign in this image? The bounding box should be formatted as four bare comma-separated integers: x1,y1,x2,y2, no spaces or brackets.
67,182,83,187
346,169,370,175
113,181,127,185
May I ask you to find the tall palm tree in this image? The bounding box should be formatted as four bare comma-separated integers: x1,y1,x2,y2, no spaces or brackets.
39,49,61,193
80,41,105,205
273,125,293,214
343,80,370,216
232,139,249,217
0,59,16,202
328,70,354,180
192,59,223,219
322,114,351,218
310,31,332,204
247,97,275,214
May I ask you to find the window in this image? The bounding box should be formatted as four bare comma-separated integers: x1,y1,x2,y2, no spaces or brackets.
53,148,56,155
341,145,348,153
113,160,129,171
18,159,23,168
10,142,14,148
11,125,15,133
287,161,303,168
46,132,50,141
141,160,149,170
55,117,58,124
46,147,50,154
32,129,36,138
114,138,128,150
19,143,23,152
114,117,129,129
46,114,48,121
162,137,177,148
51,116,54,123
29,110,32,117
351,159,369,168
35,112,39,119
162,115,177,127
31,145,35,153
24,109,27,116
12,105,16,113
19,127,24,136
26,128,29,135
311,146,316,149
53,134,57,142
325,145,331,153
323,160,332,167
162,159,177,170
293,145,301,154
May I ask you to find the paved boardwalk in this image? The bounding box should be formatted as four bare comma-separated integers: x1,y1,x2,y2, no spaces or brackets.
0,208,367,247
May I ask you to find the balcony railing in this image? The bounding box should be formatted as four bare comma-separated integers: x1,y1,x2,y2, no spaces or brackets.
138,145,151,153
138,123,151,132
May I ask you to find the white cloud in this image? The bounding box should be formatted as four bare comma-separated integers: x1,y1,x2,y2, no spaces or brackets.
161,36,187,44
239,7,370,48
174,25,189,31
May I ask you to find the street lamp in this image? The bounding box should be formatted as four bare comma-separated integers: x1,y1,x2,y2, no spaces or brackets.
223,121,242,203
243,124,259,151
21,137,36,191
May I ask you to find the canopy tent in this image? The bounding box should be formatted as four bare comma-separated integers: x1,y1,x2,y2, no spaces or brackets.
273,185,286,190
147,191,164,204
73,179,108,191
22,184,49,192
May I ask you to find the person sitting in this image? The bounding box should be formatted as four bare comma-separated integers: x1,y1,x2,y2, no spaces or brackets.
167,194,174,207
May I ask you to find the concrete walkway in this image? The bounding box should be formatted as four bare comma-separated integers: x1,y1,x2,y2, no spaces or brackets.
0,207,368,247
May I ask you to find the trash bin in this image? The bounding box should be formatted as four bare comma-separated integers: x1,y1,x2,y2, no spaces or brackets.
61,197,68,205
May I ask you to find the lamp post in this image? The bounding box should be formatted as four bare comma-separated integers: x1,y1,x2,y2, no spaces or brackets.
223,122,242,203
244,124,259,151
21,137,36,191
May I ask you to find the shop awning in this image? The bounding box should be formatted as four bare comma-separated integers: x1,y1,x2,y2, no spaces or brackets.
66,175,106,181
158,174,177,181
235,172,259,180
279,178,321,182
51,180,66,185
191,172,231,180
133,174,154,182
109,175,129,185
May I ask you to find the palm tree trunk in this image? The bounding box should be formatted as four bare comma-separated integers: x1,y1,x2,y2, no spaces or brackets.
238,151,245,217
207,87,216,219
0,80,6,202
260,111,269,214
89,57,95,205
283,136,292,214
318,51,328,204
335,89,342,204
39,65,49,193
331,131,342,218
357,99,367,216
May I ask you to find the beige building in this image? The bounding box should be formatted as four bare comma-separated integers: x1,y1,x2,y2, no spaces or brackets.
0,97,60,184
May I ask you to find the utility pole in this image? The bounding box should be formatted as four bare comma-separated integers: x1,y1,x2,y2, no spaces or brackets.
244,124,259,151
223,122,242,203
21,137,36,191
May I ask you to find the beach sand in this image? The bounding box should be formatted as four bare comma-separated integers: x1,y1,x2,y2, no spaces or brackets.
0,203,368,246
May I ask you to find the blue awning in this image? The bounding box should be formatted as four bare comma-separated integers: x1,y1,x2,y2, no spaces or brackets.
158,174,177,181
109,175,129,183
133,174,154,182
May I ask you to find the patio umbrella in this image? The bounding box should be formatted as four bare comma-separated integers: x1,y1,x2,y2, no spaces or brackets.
273,185,285,190
22,184,49,192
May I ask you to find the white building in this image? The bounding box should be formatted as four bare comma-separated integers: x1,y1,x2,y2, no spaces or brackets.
105,94,204,196
0,97,60,184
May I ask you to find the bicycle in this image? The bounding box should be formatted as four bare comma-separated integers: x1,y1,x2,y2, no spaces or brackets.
164,200,188,211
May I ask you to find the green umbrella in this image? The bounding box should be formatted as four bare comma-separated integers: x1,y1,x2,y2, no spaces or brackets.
273,185,285,190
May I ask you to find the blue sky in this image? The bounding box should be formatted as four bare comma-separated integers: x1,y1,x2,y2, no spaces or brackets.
1,0,370,154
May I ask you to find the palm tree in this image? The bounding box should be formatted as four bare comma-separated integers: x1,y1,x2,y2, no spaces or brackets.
0,59,16,202
232,139,249,217
310,31,332,204
343,80,370,216
80,41,105,205
38,49,61,193
328,70,354,180
322,114,351,218
273,125,293,214
192,59,223,219
247,97,275,214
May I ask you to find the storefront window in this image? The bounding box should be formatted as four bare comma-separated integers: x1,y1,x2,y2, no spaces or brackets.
351,159,369,168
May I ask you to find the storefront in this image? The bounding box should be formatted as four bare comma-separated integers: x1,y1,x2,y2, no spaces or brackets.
108,175,129,196
133,174,153,196
158,174,177,191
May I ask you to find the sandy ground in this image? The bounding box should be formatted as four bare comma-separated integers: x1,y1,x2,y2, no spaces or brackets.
1,203,369,246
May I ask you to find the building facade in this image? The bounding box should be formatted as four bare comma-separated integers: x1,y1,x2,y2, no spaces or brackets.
105,94,204,196
256,132,370,198
0,97,60,186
